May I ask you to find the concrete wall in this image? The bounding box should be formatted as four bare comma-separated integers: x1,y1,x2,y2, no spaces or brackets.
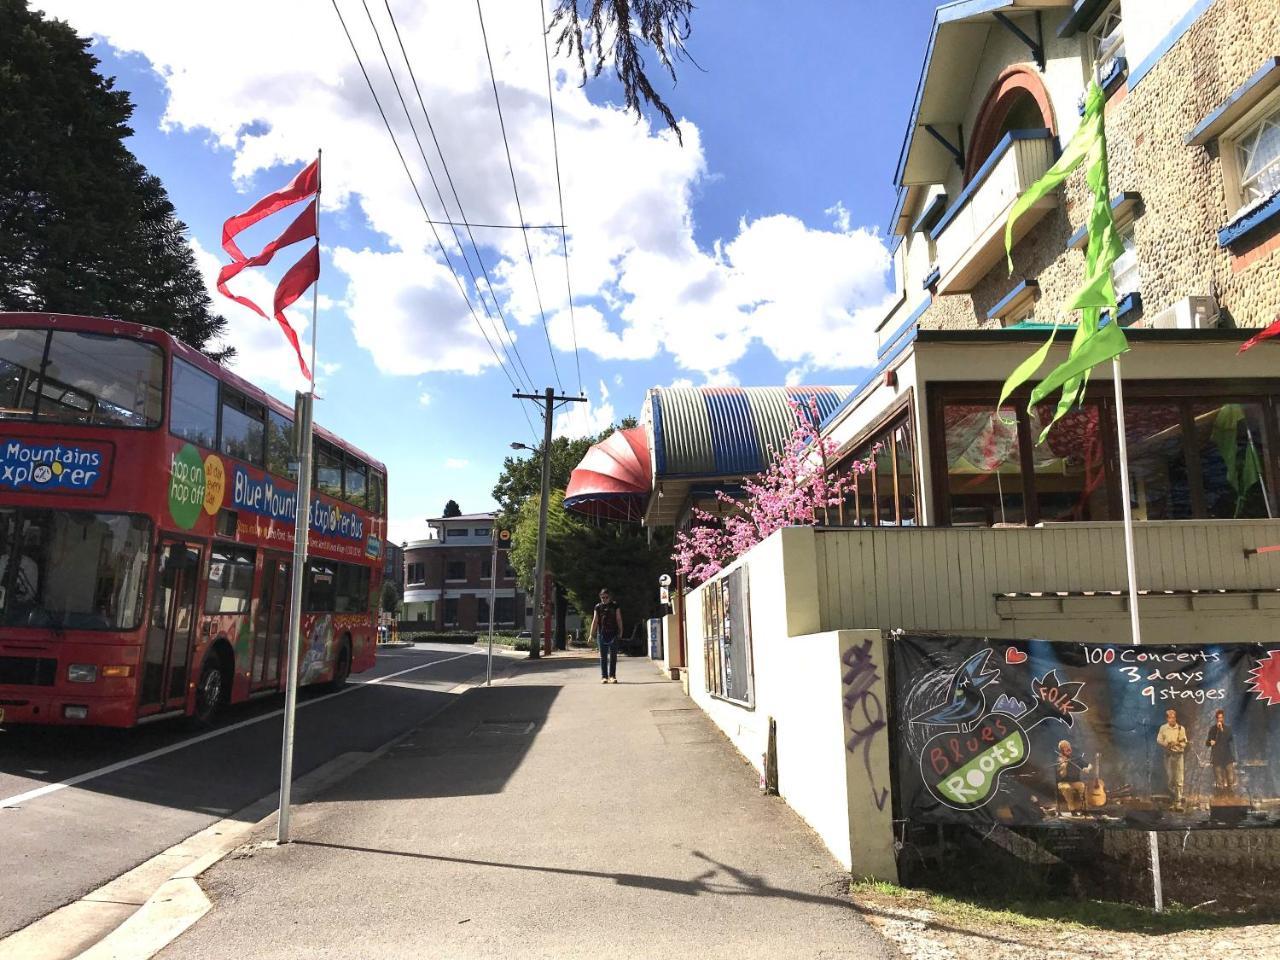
682,528,896,879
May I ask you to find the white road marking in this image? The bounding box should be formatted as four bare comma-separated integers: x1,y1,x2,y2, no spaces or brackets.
0,650,479,809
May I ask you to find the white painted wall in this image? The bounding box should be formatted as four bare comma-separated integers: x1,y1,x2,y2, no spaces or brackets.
1122,0,1201,74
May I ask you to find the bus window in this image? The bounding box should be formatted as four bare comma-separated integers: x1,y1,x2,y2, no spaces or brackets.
220,390,266,466
171,358,218,448
314,443,342,499
0,509,151,630
305,560,336,612
38,332,163,427
335,563,370,612
369,470,385,515
266,409,293,477
0,328,50,419
205,546,256,614
345,456,367,508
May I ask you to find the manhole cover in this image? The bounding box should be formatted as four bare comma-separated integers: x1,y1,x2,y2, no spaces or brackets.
471,719,536,736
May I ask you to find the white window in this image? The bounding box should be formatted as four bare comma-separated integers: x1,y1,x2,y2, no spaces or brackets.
1112,225,1141,298
1088,2,1125,82
1234,103,1280,212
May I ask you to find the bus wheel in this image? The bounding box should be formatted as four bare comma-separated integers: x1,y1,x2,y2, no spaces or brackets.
330,640,352,690
193,654,227,726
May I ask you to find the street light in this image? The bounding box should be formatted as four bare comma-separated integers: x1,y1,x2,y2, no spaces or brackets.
509,440,548,659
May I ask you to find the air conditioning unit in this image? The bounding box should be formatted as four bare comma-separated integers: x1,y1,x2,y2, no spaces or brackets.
1134,295,1220,330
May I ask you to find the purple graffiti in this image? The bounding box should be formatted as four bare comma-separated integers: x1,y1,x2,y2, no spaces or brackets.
843,639,889,811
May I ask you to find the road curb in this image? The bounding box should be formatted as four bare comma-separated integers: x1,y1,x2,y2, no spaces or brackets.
0,656,522,960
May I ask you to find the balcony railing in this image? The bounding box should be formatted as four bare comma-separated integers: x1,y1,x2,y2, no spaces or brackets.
814,519,1280,634
929,129,1058,294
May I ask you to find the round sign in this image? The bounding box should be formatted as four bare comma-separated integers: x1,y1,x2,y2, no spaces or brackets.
658,573,672,587
202,454,226,516
168,443,206,530
500,529,511,541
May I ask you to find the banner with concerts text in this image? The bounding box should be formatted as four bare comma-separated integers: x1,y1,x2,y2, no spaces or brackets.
891,634,1280,831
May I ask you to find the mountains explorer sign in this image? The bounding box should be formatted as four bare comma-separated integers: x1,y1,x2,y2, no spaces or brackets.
892,634,1280,831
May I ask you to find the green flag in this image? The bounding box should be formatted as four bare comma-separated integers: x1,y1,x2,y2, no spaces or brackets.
1212,403,1262,516
998,80,1128,441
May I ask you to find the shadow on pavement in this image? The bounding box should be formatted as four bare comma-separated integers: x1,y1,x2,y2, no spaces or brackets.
321,681,563,801
295,840,856,911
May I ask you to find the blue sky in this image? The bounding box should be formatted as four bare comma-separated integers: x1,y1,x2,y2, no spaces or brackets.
44,0,940,542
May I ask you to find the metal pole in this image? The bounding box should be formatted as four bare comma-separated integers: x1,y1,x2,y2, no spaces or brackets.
531,387,554,660
278,151,320,845
1111,356,1162,912
487,530,497,684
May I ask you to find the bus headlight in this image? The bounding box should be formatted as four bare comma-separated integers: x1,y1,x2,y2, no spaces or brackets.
67,664,98,683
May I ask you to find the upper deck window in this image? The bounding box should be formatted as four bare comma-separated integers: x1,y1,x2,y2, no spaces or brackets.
0,328,162,428
171,358,218,447
1088,2,1125,84
1234,102,1280,212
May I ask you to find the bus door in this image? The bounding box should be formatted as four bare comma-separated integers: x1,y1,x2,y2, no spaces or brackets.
252,554,291,690
140,540,203,714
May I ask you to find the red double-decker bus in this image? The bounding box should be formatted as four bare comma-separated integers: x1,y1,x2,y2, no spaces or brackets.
0,313,387,727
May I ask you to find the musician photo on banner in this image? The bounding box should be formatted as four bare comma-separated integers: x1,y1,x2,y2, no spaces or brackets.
892,634,1280,831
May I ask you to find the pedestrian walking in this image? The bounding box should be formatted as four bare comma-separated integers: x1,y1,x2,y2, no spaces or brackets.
590,588,622,684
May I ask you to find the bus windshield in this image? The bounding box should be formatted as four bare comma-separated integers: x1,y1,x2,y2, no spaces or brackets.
0,328,164,427
0,509,151,630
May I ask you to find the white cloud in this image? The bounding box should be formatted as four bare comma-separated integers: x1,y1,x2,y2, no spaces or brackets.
444,458,470,469
554,379,615,439
49,1,892,385
417,390,432,406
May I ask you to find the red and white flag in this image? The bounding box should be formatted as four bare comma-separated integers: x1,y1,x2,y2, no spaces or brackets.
217,159,320,381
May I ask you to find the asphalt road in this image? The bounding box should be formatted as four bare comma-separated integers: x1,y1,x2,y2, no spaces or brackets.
0,643,496,937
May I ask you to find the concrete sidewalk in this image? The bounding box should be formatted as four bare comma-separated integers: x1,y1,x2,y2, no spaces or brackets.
157,655,893,960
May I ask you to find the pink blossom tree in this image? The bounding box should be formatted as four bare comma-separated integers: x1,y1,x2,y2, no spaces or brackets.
672,397,878,584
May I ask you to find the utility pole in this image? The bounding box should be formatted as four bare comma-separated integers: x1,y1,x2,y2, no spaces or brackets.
512,387,586,659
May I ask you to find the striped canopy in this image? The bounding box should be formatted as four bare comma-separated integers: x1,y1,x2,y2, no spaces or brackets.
563,426,651,522
644,386,851,479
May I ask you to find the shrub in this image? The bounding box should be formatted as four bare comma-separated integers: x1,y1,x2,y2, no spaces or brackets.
402,632,479,644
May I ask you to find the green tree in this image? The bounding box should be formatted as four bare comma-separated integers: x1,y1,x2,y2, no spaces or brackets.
380,578,401,616
511,490,671,644
0,0,229,356
442,499,462,517
491,417,638,531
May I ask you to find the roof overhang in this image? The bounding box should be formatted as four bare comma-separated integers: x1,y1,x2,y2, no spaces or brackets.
894,0,1071,189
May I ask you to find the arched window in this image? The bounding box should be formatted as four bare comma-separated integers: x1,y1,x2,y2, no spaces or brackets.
965,66,1056,183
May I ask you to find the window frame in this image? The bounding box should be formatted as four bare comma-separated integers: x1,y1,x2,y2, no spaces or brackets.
827,394,920,528
169,356,220,449
445,559,467,582
1222,91,1280,218
218,386,268,467
928,379,1280,526
1086,1,1125,81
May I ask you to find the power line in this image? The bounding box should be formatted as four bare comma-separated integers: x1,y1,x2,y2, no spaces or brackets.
329,0,521,393
421,218,565,230
538,0,583,397
358,0,531,391
474,0,563,392
379,0,535,391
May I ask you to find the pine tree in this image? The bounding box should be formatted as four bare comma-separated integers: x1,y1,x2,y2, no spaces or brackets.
442,500,462,518
0,0,230,358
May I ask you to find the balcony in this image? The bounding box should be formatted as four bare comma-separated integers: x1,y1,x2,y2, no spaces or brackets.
928,129,1058,295
813,519,1280,640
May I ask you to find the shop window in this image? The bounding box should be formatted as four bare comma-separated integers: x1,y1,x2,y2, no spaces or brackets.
205,546,256,614
443,597,459,626
477,597,490,625
446,560,467,581
1190,402,1271,519
1122,402,1194,520
1030,401,1112,522
942,403,1028,526
830,413,917,527
895,424,917,525
495,596,515,624
171,358,218,448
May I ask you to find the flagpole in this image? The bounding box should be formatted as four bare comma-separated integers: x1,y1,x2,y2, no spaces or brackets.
278,149,321,845
1110,354,1163,912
